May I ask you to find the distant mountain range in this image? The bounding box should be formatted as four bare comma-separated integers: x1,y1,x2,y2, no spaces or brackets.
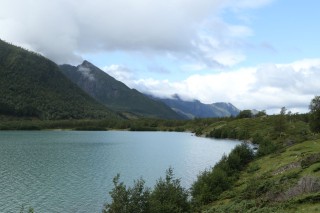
0,39,115,119
149,95,240,119
59,61,181,119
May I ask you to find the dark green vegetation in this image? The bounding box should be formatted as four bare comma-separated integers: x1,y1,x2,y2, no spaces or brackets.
20,205,34,213
309,96,320,133
59,61,181,120
103,168,190,213
104,97,320,213
0,39,116,120
150,95,240,119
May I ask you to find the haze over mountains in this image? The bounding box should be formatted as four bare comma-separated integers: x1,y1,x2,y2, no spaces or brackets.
150,95,240,119
0,39,240,120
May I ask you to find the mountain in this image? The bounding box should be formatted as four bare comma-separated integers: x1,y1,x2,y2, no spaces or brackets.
59,61,182,119
0,39,116,119
150,95,240,119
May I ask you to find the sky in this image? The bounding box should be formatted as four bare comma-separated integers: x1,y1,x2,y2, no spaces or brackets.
1,0,319,113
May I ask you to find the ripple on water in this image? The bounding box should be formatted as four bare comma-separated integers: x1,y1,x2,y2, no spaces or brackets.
0,131,239,212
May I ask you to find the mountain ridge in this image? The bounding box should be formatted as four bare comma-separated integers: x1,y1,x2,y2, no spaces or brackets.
148,94,240,119
0,39,116,119
59,61,182,120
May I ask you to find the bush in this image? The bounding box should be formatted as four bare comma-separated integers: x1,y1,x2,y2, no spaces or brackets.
104,168,190,213
191,167,230,207
103,174,150,213
191,143,254,207
301,153,320,169
149,168,190,213
256,138,277,157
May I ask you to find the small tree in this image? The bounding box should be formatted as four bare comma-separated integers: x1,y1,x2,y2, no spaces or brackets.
149,168,190,213
103,174,129,213
274,107,288,134
309,96,320,133
238,110,253,119
256,110,267,117
103,174,150,213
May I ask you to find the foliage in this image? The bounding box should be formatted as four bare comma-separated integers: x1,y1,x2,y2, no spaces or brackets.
256,137,278,157
237,110,253,118
20,205,34,213
149,168,190,213
274,107,288,134
191,143,254,207
309,95,320,133
104,168,190,213
0,39,116,120
103,174,150,213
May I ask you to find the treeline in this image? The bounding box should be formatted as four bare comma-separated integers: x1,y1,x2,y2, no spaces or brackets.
0,117,189,131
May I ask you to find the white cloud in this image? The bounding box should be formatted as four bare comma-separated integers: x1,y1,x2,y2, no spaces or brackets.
78,66,95,81
104,58,320,113
103,64,134,84
0,0,271,66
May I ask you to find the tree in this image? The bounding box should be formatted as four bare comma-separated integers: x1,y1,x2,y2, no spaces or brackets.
238,110,253,119
191,143,254,207
103,174,150,213
256,110,267,117
309,96,320,133
274,107,288,134
103,169,189,213
103,174,129,213
149,168,190,213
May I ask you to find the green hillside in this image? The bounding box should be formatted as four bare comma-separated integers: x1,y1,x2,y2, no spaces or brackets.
187,113,320,212
59,61,182,119
0,39,116,119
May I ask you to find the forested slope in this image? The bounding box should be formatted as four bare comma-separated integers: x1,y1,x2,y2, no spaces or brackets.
0,39,116,119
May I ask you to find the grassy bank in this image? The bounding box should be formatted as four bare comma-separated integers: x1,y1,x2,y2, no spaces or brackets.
189,114,320,212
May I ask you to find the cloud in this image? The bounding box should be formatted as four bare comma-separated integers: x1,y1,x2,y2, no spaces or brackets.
78,66,95,81
103,64,134,83
0,0,272,66
104,58,320,113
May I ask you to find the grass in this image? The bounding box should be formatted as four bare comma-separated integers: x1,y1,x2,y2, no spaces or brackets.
201,138,320,212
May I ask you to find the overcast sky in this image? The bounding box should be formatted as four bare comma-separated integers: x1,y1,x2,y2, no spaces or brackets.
1,0,319,113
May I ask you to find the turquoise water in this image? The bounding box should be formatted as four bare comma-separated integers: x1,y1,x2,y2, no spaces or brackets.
0,131,240,212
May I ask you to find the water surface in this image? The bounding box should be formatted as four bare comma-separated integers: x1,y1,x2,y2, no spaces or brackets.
0,131,240,212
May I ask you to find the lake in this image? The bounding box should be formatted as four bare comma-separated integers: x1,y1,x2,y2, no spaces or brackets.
0,131,240,212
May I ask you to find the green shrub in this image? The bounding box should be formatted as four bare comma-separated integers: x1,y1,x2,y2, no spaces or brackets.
257,138,277,157
191,143,254,207
103,174,150,213
149,168,190,213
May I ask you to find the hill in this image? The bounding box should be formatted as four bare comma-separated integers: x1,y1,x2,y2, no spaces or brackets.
102,113,320,212
149,94,240,119
188,113,320,212
0,39,116,119
59,61,181,119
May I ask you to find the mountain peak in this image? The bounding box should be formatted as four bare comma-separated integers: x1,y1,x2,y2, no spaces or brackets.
77,61,96,81
81,60,95,67
60,61,182,119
